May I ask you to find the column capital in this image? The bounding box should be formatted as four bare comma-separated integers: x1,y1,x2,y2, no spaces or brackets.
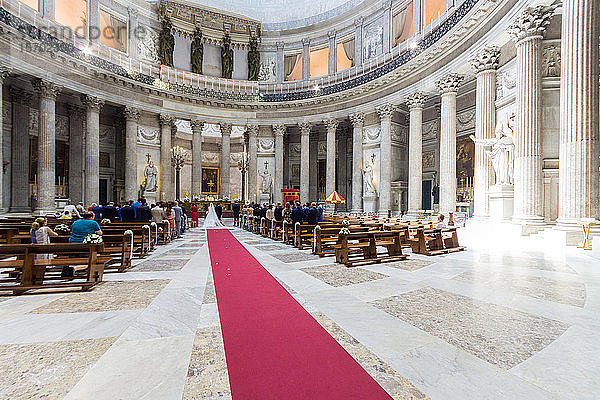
381,0,392,10
276,41,284,50
81,94,104,112
436,73,464,94
298,122,312,135
9,87,32,105
273,124,286,137
124,106,140,121
405,91,428,110
349,112,365,127
0,66,11,84
301,37,311,46
127,6,138,18
508,5,555,43
32,78,62,100
327,30,336,40
247,124,259,136
471,46,501,73
376,104,396,120
323,118,339,131
354,17,364,27
190,119,204,134
219,122,232,136
159,114,174,127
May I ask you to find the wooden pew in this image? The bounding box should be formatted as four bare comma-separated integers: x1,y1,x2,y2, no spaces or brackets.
334,230,408,267
408,227,465,256
313,225,370,256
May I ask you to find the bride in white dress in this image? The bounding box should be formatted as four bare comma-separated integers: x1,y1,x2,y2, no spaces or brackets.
203,203,224,228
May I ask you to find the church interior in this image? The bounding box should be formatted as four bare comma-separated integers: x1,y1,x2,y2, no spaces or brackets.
0,0,598,398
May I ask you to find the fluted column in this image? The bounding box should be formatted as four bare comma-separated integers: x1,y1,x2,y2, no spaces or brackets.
248,125,258,203
327,31,337,75
219,123,232,198
124,107,140,201
558,0,599,224
190,119,204,198
67,105,85,204
32,79,62,214
159,114,173,201
82,95,104,206
508,6,553,224
324,118,339,200
350,113,364,212
406,92,428,216
9,88,32,212
299,122,311,204
436,73,464,216
0,67,10,211
376,104,395,216
471,46,501,218
302,38,310,80
273,124,285,203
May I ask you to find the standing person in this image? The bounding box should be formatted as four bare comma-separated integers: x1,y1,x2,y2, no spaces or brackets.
165,204,175,236
121,201,136,222
173,201,183,238
91,203,103,220
306,202,319,225
274,202,283,222
151,203,165,223
291,202,303,227
136,199,152,222
283,202,292,222
266,204,274,221
232,201,241,226
131,198,142,219
191,203,199,227
215,203,223,221
316,203,324,222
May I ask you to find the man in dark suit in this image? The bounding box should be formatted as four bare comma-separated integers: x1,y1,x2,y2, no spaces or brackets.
102,202,119,222
306,202,319,225
120,201,136,222
215,203,223,220
136,199,152,222
274,202,283,221
232,201,241,224
291,203,303,227
261,203,268,219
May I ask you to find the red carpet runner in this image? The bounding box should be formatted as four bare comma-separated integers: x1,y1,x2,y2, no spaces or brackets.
207,229,393,399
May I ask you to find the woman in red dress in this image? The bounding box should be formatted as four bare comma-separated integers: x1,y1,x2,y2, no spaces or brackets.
191,203,199,228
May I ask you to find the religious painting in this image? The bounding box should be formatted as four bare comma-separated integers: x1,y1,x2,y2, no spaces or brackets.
201,166,220,194
456,136,474,184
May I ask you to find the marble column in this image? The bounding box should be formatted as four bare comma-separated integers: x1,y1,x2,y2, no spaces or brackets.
471,46,501,218
32,79,62,214
273,124,286,203
299,122,311,204
9,88,32,212
190,119,204,198
412,0,422,36
406,91,428,216
67,105,85,204
248,125,258,203
219,123,232,198
276,42,285,83
324,118,339,200
376,104,395,216
159,114,173,201
328,31,337,75
302,38,310,81
349,113,364,212
0,67,10,211
354,17,363,66
436,73,464,216
82,95,104,206
558,0,599,223
508,6,553,224
124,106,139,201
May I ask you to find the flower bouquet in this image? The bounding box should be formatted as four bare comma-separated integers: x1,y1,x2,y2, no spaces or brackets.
83,233,103,244
54,224,70,234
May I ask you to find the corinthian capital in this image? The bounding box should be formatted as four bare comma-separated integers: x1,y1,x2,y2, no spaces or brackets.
0,66,11,84
323,118,339,131
436,73,464,94
190,119,204,134
124,106,140,121
376,104,396,120
349,112,365,127
508,6,555,43
471,46,501,73
247,124,259,136
159,114,174,127
32,78,62,100
298,122,311,135
219,122,232,136
81,94,104,112
405,91,428,110
272,124,286,137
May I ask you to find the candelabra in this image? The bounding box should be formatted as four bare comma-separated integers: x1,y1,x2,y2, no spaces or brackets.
238,135,249,204
171,145,186,200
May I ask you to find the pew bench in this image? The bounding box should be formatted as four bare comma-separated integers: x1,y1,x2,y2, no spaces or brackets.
408,227,465,256
334,230,408,267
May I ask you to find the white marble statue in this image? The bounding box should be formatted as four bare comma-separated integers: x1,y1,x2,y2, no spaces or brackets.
470,117,515,185
144,161,159,192
363,163,377,196
260,167,272,195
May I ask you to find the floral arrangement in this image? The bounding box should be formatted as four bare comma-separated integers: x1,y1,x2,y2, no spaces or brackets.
338,227,351,235
342,220,350,227
101,218,111,225
124,230,133,236
54,224,70,234
83,233,103,244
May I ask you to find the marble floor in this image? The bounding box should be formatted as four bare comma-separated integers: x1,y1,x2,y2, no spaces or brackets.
0,222,598,399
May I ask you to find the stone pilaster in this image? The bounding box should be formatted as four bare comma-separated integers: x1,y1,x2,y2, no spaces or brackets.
219,123,232,198
382,0,392,53
32,79,62,214
81,95,104,206
276,42,285,83
349,113,364,212
471,46,501,218
324,118,339,201
508,6,553,224
190,119,204,198
124,106,140,202
558,0,599,224
376,104,395,216
127,7,139,59
302,38,310,81
67,104,85,204
406,91,428,216
298,122,311,204
247,125,259,203
436,73,464,216
273,124,286,203
0,67,10,211
327,31,337,75
159,114,173,201
354,18,363,66
9,88,32,212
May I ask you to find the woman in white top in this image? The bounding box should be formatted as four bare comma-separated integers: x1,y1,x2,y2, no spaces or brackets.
33,218,59,259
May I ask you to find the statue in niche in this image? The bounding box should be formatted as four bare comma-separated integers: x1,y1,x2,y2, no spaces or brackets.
191,28,203,74
144,161,159,192
363,162,376,196
260,165,272,195
221,34,234,79
158,18,174,67
470,114,515,185
247,36,260,81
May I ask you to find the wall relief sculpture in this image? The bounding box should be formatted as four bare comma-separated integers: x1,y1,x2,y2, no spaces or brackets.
542,44,560,77
496,65,516,99
99,125,116,143
258,56,276,82
137,126,160,145
422,120,439,140
391,124,407,145
317,142,327,156
202,152,220,164
137,25,159,63
363,18,383,61
457,109,476,132
289,143,301,157
257,138,274,153
363,125,381,143
422,151,435,169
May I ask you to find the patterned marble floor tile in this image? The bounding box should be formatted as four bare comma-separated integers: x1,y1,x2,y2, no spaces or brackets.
0,337,116,400
183,326,231,400
371,287,569,369
241,239,271,245
454,271,586,307
301,264,390,287
29,280,170,314
203,281,216,304
383,259,435,271
478,254,577,274
131,259,189,272
271,252,320,263
255,244,289,251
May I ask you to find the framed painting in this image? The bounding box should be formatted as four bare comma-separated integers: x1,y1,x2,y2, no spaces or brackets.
201,166,220,194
